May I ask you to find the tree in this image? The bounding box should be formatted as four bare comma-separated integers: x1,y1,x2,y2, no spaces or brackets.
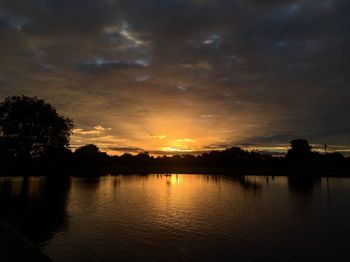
0,96,74,160
286,139,312,161
74,144,101,158
74,144,108,163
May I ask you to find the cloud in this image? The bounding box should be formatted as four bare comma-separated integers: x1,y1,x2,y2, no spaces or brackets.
73,125,112,135
76,58,149,72
176,139,195,142
152,135,167,139
135,75,150,82
148,150,207,156
1,0,350,154
108,146,144,153
203,143,231,150
176,85,187,92
0,10,27,31
94,125,112,131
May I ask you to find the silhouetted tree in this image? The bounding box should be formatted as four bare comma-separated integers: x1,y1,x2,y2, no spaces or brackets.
0,96,74,161
74,144,108,163
135,152,152,166
324,152,346,162
286,139,313,161
75,144,100,156
291,139,311,152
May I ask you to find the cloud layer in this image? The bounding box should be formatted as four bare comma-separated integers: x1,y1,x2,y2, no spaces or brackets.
1,0,349,154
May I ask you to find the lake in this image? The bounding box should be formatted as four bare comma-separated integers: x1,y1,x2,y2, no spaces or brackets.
0,174,350,261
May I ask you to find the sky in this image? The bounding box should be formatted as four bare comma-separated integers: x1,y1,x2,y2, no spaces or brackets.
0,0,350,155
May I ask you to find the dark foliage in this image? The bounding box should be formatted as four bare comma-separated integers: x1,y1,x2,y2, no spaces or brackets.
74,144,109,163
286,139,313,161
63,142,349,174
0,96,74,161
63,139,349,175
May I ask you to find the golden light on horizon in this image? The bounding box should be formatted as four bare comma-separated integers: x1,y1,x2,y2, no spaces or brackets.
159,147,193,152
69,109,314,156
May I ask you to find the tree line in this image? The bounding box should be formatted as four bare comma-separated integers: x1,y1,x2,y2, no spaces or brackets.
0,96,348,171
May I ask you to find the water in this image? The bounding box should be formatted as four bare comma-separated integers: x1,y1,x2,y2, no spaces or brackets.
0,174,350,261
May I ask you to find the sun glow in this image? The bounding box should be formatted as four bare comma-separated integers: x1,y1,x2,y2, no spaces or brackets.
71,110,262,156
159,147,193,152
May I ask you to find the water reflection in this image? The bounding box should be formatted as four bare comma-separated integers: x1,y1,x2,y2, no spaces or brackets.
288,176,321,194
0,176,70,244
0,174,349,261
236,176,262,192
0,174,309,246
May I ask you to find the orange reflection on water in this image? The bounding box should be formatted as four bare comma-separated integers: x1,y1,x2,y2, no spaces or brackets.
2,174,350,261
68,174,251,238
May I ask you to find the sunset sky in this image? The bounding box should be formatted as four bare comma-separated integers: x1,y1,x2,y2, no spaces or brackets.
1,0,349,155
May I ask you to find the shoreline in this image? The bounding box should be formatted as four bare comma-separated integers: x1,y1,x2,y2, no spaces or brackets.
0,218,52,262
0,164,349,178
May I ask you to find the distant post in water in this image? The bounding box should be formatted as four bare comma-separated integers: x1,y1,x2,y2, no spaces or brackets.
324,144,327,154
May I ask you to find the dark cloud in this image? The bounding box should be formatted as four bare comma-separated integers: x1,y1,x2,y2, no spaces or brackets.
1,0,350,153
202,143,232,150
0,10,27,30
108,146,144,153
76,58,149,72
148,150,206,156
0,0,117,34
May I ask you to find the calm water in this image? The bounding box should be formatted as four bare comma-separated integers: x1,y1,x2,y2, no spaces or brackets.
1,174,350,261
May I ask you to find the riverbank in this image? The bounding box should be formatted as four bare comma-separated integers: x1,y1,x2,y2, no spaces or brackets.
0,164,349,177
0,218,52,262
